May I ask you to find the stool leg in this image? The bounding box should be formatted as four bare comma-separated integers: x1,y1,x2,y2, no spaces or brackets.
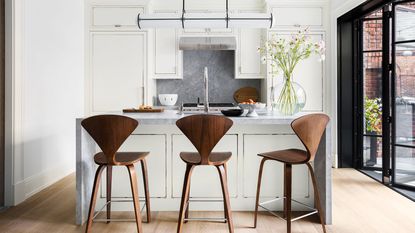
284,164,292,233
217,164,234,233
126,165,143,233
85,165,105,233
306,163,327,233
254,158,267,228
141,159,151,223
106,165,112,223
222,163,229,223
184,178,191,223
177,164,194,233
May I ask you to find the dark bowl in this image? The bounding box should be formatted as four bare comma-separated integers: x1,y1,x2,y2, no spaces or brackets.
221,109,244,117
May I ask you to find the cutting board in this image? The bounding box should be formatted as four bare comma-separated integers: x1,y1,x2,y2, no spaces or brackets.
233,87,259,103
123,108,164,113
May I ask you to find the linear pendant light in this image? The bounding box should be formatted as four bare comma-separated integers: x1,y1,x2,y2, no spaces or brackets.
137,0,273,29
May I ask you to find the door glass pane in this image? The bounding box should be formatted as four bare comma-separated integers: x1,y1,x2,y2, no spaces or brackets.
396,3,415,42
363,136,382,167
363,20,383,51
363,52,383,135
395,43,415,147
394,1,415,189
395,146,415,187
362,15,383,169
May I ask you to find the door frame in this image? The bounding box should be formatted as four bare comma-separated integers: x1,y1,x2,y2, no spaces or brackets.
0,0,4,207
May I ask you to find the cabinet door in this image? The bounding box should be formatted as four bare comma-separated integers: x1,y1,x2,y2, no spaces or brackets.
172,135,238,198
272,7,323,28
92,6,145,28
154,29,182,79
101,135,167,198
268,32,324,111
243,134,310,199
91,32,146,112
237,28,264,79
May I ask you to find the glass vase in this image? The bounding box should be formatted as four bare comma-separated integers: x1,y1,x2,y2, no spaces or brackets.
274,77,306,115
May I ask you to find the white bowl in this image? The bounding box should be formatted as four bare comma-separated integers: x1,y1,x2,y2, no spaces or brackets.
159,94,178,106
255,102,266,109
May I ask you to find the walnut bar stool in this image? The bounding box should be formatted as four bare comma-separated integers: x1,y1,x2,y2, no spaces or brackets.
176,114,234,233
81,115,151,233
254,113,329,233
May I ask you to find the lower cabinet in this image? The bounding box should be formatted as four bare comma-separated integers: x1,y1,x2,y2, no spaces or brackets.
100,134,167,198
243,134,311,199
172,134,238,198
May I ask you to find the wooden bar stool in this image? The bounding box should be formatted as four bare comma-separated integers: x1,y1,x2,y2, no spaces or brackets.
253,113,329,233
175,114,234,233
81,115,151,233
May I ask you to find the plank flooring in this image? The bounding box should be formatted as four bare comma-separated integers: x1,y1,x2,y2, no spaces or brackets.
0,169,414,233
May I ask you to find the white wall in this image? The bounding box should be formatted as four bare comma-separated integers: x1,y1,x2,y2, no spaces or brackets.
8,0,84,204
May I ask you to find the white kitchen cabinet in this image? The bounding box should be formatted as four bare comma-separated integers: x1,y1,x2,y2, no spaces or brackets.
243,134,311,199
237,28,265,79
90,32,146,113
92,6,144,28
272,7,323,28
172,134,238,198
153,28,182,79
100,134,167,198
268,31,324,112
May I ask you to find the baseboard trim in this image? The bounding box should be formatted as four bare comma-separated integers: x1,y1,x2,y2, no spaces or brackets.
13,164,74,205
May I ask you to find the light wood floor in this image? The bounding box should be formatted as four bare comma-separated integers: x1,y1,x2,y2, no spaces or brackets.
1,169,415,233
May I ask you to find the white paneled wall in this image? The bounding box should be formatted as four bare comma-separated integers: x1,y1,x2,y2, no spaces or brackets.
6,0,84,205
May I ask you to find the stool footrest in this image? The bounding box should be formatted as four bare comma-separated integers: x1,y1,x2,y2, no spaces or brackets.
258,197,319,223
92,200,147,223
184,217,227,223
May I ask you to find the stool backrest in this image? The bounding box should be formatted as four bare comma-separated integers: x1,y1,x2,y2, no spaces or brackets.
291,113,330,162
176,114,233,165
81,115,138,165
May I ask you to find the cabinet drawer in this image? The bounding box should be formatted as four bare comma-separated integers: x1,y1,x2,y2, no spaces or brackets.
92,6,144,27
273,7,323,27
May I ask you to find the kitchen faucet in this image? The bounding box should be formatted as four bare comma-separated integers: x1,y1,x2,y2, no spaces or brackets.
204,67,209,113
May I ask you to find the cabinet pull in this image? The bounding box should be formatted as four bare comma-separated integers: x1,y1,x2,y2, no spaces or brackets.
114,24,122,28
294,24,301,28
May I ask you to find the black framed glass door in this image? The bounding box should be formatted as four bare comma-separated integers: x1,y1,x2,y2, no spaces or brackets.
392,0,415,190
359,9,385,171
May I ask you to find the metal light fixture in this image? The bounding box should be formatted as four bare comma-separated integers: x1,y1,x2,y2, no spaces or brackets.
137,0,273,29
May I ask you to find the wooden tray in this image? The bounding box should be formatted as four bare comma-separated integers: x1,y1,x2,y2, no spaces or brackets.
123,108,164,113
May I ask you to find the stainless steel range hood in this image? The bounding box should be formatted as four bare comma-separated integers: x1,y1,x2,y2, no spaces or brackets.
179,37,236,50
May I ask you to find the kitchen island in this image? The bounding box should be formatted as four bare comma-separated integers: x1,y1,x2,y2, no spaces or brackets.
76,111,332,225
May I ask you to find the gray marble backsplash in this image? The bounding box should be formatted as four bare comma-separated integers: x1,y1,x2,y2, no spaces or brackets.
156,50,261,105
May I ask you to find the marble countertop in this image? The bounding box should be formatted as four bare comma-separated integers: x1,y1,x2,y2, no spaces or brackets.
77,110,316,125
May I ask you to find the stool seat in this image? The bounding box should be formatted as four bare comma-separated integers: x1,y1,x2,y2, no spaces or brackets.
180,152,232,165
94,152,149,165
258,149,308,164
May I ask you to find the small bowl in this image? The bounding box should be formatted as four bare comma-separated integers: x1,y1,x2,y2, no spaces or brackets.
159,94,178,106
239,104,258,117
255,102,266,109
221,109,244,117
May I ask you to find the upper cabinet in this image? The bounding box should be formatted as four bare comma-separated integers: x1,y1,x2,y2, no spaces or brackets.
91,6,145,29
153,29,182,79
272,7,323,28
236,28,265,79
